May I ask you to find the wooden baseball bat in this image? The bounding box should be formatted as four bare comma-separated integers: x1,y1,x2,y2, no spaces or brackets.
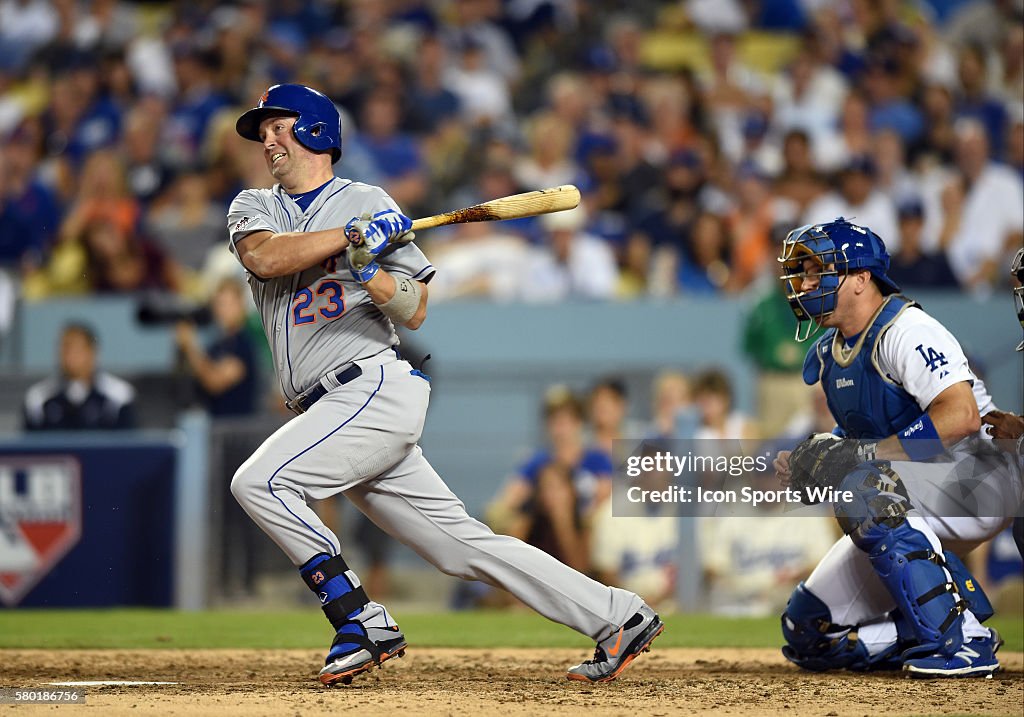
409,185,581,232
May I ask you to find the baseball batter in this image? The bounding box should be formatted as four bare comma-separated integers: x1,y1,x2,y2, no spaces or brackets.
773,218,1022,677
225,84,663,686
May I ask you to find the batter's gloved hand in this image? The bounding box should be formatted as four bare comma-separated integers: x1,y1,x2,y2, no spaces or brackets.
788,433,878,504
345,210,415,254
345,210,414,283
346,245,380,283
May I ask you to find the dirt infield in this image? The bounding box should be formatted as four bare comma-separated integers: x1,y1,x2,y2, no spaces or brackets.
1,648,1021,716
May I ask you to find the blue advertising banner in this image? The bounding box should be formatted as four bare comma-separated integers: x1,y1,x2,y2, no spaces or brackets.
0,440,176,607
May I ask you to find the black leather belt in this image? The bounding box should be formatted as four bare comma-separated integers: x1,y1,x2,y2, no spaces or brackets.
286,363,363,415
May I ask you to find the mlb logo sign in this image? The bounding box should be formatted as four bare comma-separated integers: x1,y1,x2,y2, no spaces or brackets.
0,457,81,607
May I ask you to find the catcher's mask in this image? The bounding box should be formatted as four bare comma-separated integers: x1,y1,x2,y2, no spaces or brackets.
778,217,900,342
1012,247,1024,351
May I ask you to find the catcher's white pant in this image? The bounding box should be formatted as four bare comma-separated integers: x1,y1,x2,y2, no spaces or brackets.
805,444,1023,652
230,348,642,640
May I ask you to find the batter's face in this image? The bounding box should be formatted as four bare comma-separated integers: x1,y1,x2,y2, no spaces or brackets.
259,115,317,189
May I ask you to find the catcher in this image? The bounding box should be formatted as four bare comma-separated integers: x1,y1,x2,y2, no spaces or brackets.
980,247,1024,557
772,218,1022,677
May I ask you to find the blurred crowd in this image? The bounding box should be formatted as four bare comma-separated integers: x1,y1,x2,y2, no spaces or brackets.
474,366,1021,615
0,0,1021,310
474,372,841,615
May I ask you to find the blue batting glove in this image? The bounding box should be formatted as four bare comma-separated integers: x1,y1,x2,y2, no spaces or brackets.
347,250,380,283
344,210,414,258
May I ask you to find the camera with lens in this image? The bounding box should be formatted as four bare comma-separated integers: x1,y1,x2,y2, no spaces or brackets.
136,292,212,326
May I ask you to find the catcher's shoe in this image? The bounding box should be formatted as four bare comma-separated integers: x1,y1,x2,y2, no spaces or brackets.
319,602,407,686
902,629,1002,679
566,604,664,683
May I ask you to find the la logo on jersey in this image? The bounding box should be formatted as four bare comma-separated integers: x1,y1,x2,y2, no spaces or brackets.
915,344,949,378
0,457,82,607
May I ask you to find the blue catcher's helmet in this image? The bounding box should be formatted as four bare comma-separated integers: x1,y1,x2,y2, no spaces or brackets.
236,84,342,164
778,217,901,341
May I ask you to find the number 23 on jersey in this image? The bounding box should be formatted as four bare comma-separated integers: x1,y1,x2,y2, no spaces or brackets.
292,279,345,325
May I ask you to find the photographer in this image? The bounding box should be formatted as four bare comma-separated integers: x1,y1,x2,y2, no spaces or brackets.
174,277,259,416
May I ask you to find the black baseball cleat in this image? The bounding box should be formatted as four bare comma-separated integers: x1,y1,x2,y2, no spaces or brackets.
566,605,664,683
319,602,407,686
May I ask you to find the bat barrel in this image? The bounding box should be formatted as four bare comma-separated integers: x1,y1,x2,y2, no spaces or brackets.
409,185,580,232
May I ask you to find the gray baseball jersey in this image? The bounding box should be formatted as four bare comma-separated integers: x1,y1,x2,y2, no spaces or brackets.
227,178,435,400
226,177,643,645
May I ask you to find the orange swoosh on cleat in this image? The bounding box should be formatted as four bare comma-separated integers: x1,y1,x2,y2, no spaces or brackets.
606,627,625,657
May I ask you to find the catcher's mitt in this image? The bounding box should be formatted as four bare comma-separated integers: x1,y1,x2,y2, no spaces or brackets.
788,433,877,504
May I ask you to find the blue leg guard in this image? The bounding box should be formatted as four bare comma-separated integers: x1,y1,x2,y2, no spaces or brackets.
780,582,899,671
835,462,967,659
943,550,994,623
300,553,371,660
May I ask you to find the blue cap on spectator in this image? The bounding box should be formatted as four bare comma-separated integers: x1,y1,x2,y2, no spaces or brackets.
586,46,618,73
608,94,647,124
742,113,769,139
897,197,924,219
577,133,618,161
49,48,98,75
842,154,876,176
668,148,702,169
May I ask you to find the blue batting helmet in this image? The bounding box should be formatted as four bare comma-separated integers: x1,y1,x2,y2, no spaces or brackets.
236,84,342,164
778,217,900,341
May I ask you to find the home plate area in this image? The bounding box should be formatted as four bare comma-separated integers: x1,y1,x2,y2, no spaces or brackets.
1,648,1021,716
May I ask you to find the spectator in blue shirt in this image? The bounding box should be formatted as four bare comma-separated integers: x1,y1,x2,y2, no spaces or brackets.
163,44,230,169
0,123,61,269
886,197,959,289
407,34,461,133
487,386,612,571
37,63,120,169
864,58,923,145
357,91,427,211
678,212,731,295
955,44,1008,157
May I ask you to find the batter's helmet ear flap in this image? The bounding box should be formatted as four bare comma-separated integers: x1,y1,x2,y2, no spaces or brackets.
236,84,343,164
